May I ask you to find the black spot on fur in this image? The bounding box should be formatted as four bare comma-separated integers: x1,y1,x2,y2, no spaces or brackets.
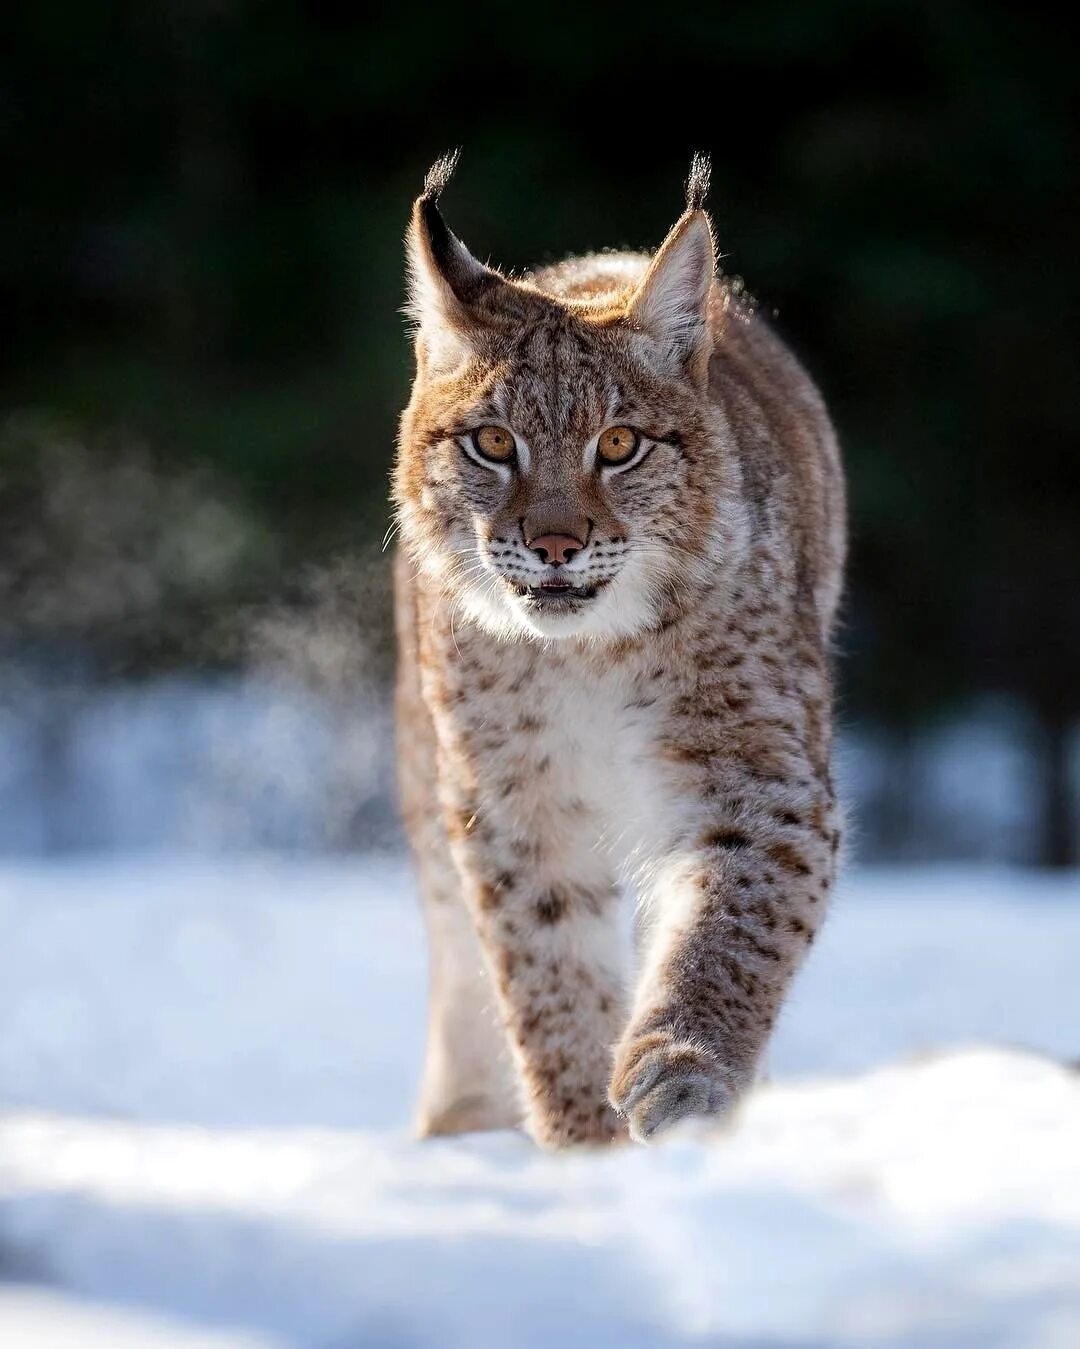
534,892,568,925
706,827,750,851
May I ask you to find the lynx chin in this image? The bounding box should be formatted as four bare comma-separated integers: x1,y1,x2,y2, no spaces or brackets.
393,152,846,1147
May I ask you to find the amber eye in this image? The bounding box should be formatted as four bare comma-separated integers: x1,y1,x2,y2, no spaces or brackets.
471,425,516,463
596,425,640,466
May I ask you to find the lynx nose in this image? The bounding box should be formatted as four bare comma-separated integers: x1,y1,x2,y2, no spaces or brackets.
526,532,584,567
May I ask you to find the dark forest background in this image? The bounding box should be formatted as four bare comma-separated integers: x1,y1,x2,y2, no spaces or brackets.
2,2,1077,864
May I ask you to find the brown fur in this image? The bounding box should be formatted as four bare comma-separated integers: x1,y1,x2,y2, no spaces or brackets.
393,156,845,1147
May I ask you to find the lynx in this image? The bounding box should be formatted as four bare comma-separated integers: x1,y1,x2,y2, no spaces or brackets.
393,153,845,1147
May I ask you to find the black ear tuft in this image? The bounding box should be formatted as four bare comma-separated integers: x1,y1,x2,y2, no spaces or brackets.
422,148,462,203
685,152,711,213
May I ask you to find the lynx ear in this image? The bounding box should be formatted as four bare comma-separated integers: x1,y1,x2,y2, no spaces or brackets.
627,154,716,380
406,151,505,373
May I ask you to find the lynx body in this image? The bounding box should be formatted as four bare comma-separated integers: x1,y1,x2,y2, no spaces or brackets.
393,155,845,1146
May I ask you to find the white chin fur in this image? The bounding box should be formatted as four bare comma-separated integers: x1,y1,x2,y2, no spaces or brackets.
458,555,658,644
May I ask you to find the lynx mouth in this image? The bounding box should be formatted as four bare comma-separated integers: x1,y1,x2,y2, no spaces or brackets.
510,579,607,608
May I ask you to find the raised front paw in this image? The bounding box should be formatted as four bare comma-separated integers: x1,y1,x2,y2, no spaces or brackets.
609,1031,736,1144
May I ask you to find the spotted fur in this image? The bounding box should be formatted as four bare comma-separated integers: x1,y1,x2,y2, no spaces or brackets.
393,155,846,1147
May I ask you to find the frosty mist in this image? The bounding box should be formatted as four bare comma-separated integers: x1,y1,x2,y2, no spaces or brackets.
0,412,397,852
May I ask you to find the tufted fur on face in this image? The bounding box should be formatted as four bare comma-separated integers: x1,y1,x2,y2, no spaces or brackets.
394,152,746,644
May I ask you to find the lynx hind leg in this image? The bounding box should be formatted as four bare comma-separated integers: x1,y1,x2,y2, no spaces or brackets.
415,848,522,1137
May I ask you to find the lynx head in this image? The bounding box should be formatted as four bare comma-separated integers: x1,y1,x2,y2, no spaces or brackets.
394,152,735,643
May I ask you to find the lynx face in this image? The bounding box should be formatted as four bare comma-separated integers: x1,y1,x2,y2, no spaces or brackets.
395,156,733,642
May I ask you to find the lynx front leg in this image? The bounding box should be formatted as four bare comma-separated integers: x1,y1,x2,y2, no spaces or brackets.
446,806,628,1149
417,604,627,1146
611,761,839,1143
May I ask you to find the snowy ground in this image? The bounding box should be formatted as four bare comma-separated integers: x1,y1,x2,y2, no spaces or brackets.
0,857,1078,1348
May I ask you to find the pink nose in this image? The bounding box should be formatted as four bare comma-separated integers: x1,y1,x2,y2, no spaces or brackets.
527,532,584,566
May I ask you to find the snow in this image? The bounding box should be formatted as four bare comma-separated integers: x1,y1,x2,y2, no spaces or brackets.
1,857,1078,1347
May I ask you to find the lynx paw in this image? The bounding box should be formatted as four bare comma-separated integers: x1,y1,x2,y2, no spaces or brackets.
609,1032,735,1143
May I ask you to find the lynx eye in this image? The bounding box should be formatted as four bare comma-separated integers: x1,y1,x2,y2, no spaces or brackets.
471,425,516,463
596,425,640,467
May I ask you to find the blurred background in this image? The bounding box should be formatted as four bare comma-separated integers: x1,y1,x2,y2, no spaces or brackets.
3,0,1077,865
1,6,1079,1346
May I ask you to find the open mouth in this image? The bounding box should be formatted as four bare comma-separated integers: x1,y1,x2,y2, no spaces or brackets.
510,579,604,607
